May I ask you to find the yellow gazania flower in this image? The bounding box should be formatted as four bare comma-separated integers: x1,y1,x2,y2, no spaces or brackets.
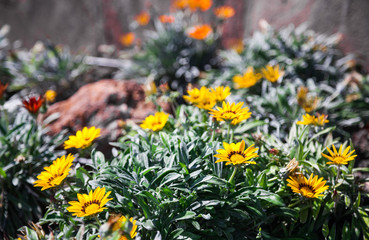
64,126,101,150
232,67,262,89
183,86,217,110
214,6,235,19
261,64,284,83
321,144,357,165
297,113,329,126
34,154,75,191
195,94,217,110
287,173,329,198
120,32,135,47
209,101,252,125
214,140,259,166
67,187,112,217
44,90,57,103
183,86,206,104
140,112,169,131
210,86,231,102
228,38,244,54
113,216,138,240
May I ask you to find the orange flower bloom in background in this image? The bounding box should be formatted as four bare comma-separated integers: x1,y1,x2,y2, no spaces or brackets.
188,0,212,11
159,15,175,24
172,0,188,9
135,12,150,26
0,82,8,99
214,6,235,19
188,24,212,40
22,96,44,114
120,32,135,47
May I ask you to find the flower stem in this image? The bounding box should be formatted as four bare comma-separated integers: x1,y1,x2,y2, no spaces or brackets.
335,165,341,185
228,167,238,184
66,181,76,193
229,126,234,143
94,215,101,226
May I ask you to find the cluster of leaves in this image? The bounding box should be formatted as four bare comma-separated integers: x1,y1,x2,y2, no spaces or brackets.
0,24,89,100
0,110,66,237
18,102,368,240
206,24,369,140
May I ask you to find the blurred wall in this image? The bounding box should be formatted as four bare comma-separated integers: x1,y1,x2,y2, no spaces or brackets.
1,0,369,66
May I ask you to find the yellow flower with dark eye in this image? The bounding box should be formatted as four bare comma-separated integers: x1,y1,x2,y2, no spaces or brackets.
321,144,357,165
113,216,138,240
297,113,329,126
44,90,57,102
209,101,252,125
210,86,231,102
287,173,329,198
261,64,284,83
183,86,206,104
233,67,262,89
67,187,112,217
195,94,217,110
184,86,217,110
64,126,101,149
140,112,169,131
34,154,75,191
214,140,258,166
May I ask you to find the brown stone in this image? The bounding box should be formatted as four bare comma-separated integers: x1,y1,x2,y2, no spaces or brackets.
40,79,170,153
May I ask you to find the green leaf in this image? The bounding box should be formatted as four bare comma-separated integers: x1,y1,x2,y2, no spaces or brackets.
174,211,196,221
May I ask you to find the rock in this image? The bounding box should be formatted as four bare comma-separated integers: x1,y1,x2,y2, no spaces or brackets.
40,79,170,154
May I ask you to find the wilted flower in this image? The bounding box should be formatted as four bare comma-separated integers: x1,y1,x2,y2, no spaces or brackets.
120,32,135,47
44,90,57,103
64,126,101,149
233,67,262,89
296,86,319,112
227,38,244,53
209,101,252,125
302,96,319,113
261,64,284,83
159,15,175,24
188,24,212,40
287,173,329,198
0,81,8,99
297,113,329,126
34,154,75,191
214,140,258,166
297,86,308,106
214,6,235,19
285,158,300,177
321,144,357,165
144,81,157,96
67,187,112,217
135,12,150,26
22,96,44,115
140,112,169,131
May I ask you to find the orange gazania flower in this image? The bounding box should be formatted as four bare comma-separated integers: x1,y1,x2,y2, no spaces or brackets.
120,32,135,47
188,24,212,40
214,6,235,19
0,82,8,99
135,12,150,26
22,96,44,114
159,15,175,24
188,0,212,12
172,0,188,9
